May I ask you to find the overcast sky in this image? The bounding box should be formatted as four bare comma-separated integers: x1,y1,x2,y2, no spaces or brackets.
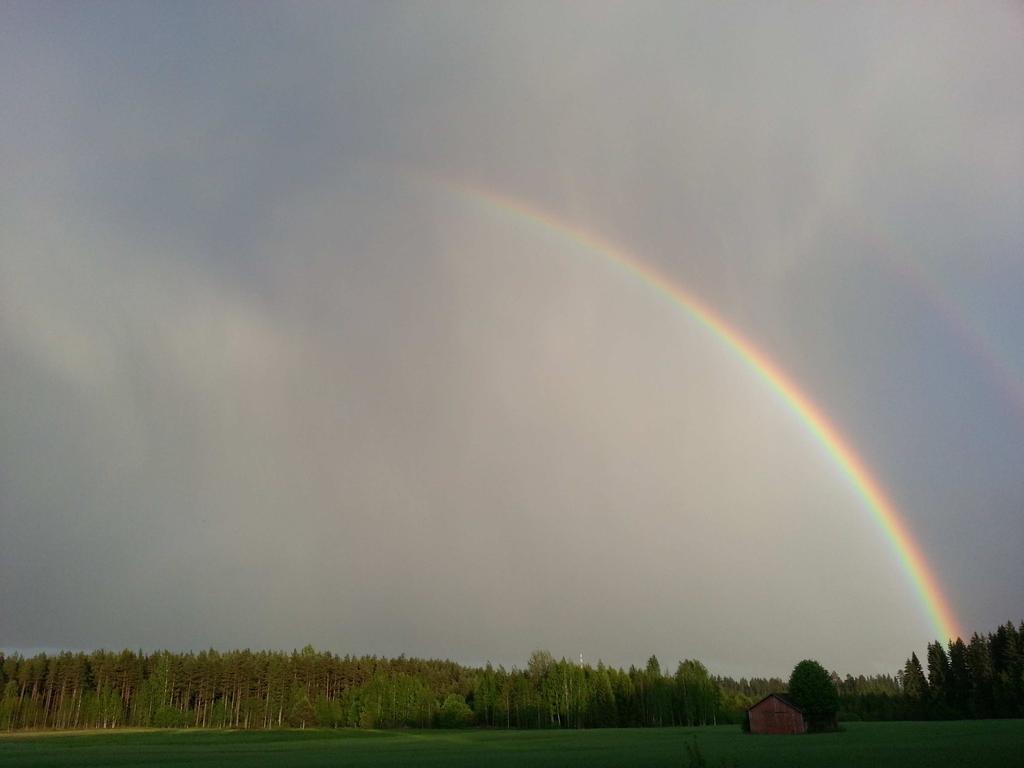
1,2,1022,677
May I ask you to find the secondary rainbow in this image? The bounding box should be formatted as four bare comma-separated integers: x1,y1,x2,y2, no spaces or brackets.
445,179,961,642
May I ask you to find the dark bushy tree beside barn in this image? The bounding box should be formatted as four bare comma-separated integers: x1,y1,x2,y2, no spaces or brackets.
788,660,839,731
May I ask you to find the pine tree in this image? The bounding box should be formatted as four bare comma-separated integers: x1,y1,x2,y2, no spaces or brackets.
899,653,928,701
966,633,993,717
926,641,950,713
946,638,970,716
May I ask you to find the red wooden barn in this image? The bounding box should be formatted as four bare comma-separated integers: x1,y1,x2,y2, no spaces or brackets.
746,693,807,735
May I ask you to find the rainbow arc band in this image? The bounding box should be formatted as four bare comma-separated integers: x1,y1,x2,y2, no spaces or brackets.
446,180,960,643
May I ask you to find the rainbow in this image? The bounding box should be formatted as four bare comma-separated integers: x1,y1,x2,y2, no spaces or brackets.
886,253,1024,421
443,180,961,642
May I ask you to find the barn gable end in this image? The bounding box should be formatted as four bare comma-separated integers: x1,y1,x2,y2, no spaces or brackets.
747,693,807,735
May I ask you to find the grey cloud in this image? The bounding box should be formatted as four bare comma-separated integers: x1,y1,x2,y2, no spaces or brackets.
1,2,1021,676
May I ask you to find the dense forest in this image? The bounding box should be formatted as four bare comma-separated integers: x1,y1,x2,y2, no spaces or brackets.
1,621,1020,731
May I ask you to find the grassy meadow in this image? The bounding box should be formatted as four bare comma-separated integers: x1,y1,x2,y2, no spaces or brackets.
1,721,1022,768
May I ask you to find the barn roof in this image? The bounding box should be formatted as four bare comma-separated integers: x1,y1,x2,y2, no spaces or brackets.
747,692,804,713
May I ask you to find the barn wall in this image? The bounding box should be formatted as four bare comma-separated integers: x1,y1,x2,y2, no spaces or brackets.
748,697,806,735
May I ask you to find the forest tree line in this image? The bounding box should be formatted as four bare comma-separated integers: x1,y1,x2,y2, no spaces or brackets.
0,649,721,731
842,620,1024,721
1,620,1020,730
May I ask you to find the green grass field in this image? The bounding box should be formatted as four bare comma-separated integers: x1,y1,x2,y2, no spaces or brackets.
1,721,1022,768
